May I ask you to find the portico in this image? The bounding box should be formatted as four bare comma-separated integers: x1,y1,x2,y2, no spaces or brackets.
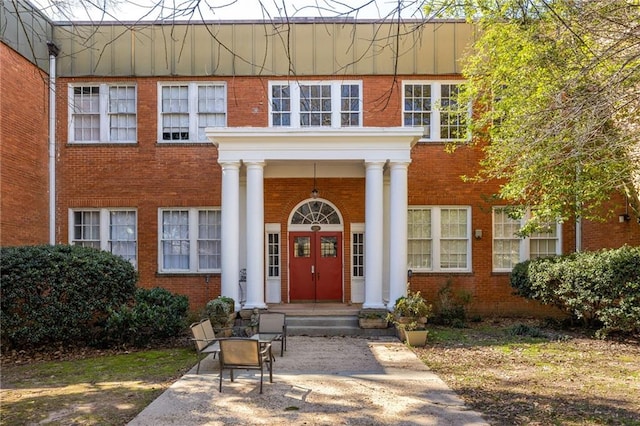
207,127,422,311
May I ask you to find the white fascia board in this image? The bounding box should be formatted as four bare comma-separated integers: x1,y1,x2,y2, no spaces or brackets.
206,127,422,163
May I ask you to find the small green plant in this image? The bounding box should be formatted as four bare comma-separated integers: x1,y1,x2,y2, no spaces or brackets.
204,296,236,331
387,287,432,331
433,279,472,328
358,309,388,319
507,323,548,338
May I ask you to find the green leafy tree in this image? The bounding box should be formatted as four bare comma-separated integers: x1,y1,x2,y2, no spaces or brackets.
428,0,640,234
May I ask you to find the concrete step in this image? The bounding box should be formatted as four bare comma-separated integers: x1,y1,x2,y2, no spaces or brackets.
286,315,396,337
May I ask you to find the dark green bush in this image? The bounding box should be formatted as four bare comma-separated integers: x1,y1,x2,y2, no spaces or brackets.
432,279,472,328
105,287,189,346
510,246,640,336
1,245,138,349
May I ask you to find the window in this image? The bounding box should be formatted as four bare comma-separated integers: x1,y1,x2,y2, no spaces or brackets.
159,83,226,142
70,209,137,267
267,232,280,278
403,81,468,141
269,81,362,128
159,208,221,272
492,207,561,271
69,84,137,143
352,230,364,278
407,207,471,272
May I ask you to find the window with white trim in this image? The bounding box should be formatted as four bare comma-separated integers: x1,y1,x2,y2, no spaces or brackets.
69,84,137,143
403,81,469,141
70,209,137,267
158,83,226,142
352,229,364,278
267,232,280,278
492,207,561,271
159,208,221,272
407,206,471,272
269,81,362,128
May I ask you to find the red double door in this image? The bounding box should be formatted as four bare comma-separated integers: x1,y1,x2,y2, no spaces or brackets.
289,232,342,302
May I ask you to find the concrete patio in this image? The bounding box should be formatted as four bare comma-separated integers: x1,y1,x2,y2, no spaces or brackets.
128,335,489,425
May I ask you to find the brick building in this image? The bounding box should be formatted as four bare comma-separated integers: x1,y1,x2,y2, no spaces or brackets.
1,1,638,316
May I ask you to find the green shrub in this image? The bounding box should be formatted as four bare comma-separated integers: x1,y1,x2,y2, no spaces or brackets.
507,323,547,338
105,287,189,346
1,245,137,349
204,296,236,331
432,279,473,328
510,246,640,336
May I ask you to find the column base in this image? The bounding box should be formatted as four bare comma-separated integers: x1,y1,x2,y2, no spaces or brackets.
242,302,268,310
362,302,387,309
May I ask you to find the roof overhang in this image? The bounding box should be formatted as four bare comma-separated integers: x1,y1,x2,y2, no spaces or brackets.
206,127,423,163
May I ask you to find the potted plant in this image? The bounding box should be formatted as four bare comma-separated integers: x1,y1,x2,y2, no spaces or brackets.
358,309,389,329
387,288,432,346
204,296,236,337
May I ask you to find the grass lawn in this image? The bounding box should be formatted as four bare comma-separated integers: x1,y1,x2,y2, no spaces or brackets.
1,320,639,425
1,347,195,425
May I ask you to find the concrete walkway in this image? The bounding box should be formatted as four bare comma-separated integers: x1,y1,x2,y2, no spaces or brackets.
128,336,489,425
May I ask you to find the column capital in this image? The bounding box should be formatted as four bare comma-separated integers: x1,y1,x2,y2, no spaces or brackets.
364,160,386,169
219,160,241,169
388,160,411,169
244,160,266,169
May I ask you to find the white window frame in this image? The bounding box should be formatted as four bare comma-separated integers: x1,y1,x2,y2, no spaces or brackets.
68,83,137,143
265,224,281,279
268,80,363,128
351,224,365,279
157,82,227,143
158,208,221,273
407,206,472,272
68,208,138,268
402,80,470,142
492,207,562,272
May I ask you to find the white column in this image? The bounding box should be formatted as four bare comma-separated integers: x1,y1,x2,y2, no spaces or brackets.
220,161,241,310
388,161,411,308
245,161,267,309
363,161,386,309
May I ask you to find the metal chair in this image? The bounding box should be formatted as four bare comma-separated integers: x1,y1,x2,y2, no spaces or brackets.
189,319,220,374
218,338,273,394
258,312,287,357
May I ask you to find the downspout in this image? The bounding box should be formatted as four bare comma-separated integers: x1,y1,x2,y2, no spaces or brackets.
575,163,582,253
47,41,59,245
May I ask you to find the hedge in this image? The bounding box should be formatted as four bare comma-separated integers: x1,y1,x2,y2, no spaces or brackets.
511,245,640,336
1,245,138,349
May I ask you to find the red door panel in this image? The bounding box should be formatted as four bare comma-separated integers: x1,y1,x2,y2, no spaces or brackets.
289,234,315,301
289,232,342,302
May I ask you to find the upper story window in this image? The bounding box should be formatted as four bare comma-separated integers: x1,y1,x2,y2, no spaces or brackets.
69,209,137,268
407,206,472,272
159,208,221,272
492,207,562,272
269,81,362,128
403,81,469,141
69,84,137,143
158,83,226,142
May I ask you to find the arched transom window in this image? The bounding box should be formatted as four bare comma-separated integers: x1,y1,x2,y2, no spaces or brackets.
291,200,341,225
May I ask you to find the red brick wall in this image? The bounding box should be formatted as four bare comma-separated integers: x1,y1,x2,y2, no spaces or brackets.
581,194,640,250
0,43,50,246
54,74,637,315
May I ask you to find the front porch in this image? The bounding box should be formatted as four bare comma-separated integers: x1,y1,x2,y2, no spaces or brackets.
253,303,396,337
